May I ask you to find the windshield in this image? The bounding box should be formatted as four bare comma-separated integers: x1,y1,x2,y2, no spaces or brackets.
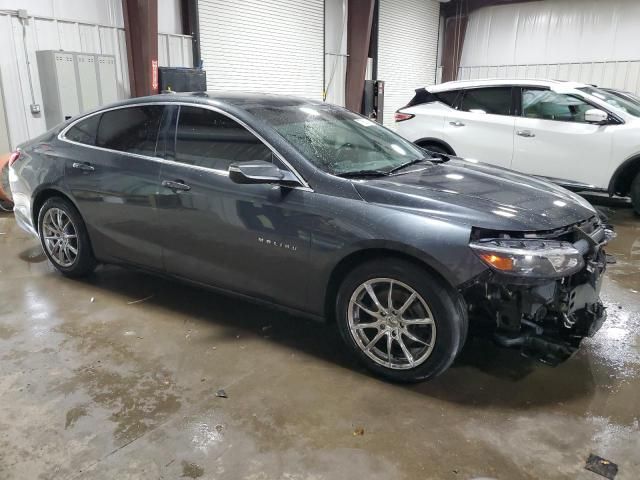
577,86,640,118
246,103,429,175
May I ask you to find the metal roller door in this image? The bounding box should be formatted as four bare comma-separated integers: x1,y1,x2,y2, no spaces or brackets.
378,0,440,126
198,0,324,100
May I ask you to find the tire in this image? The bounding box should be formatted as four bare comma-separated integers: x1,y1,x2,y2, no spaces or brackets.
335,258,468,383
37,196,97,277
631,172,640,215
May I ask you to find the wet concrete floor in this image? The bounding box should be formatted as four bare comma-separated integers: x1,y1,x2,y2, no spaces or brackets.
0,206,638,479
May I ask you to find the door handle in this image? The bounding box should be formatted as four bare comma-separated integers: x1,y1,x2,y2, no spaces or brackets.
516,130,536,138
162,179,191,191
449,121,465,127
72,162,95,172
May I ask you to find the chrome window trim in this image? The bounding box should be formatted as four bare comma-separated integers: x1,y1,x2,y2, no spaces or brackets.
57,101,313,191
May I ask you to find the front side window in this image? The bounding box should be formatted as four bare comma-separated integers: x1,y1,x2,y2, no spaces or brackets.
65,114,101,145
174,106,272,170
96,105,164,156
522,89,592,123
577,86,640,118
246,102,428,176
459,87,512,115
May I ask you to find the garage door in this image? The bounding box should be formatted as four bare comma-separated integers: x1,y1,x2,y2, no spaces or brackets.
378,0,440,126
198,0,324,100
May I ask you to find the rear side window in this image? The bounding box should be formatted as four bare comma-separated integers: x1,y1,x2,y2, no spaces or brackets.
96,105,164,156
65,114,101,145
459,87,512,115
433,90,460,108
174,106,272,170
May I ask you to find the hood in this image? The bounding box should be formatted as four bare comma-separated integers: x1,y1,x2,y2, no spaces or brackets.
353,159,597,231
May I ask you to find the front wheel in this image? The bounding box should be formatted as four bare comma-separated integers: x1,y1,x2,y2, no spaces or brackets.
335,259,467,383
631,172,640,215
38,196,97,277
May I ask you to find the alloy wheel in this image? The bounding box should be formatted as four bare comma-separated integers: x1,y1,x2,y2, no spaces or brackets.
42,208,78,268
347,278,436,370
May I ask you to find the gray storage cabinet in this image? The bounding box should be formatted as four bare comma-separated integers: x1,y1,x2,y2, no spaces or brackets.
36,51,118,129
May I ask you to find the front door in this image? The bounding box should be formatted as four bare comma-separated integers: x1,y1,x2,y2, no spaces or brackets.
156,105,312,310
63,104,166,268
512,88,614,189
442,87,515,168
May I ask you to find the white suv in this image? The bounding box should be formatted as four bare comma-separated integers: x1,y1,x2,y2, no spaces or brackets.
395,79,640,213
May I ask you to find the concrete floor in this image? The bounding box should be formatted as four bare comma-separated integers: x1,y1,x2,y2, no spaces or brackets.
0,206,638,480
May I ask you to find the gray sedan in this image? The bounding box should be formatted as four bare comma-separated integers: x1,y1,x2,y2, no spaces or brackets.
9,92,611,382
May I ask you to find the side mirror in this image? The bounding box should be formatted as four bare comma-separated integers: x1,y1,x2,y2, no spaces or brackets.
584,108,609,124
228,160,301,187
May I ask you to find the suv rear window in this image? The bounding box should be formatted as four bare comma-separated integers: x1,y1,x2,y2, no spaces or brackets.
459,87,512,115
404,88,460,108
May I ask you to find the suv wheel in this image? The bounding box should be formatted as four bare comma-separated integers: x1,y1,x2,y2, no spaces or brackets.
631,172,640,215
418,142,452,156
335,259,467,382
38,196,97,277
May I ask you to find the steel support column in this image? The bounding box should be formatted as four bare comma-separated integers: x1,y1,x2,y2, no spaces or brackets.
345,0,375,113
122,0,159,97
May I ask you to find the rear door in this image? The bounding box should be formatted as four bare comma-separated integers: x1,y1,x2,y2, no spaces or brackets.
63,104,167,268
512,88,614,188
442,87,515,168
155,105,312,310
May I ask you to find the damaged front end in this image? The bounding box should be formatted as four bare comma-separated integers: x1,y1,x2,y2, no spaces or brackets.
462,216,613,365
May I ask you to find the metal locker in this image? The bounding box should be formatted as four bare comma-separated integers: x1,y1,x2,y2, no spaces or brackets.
76,54,100,112
36,51,81,129
97,56,118,105
36,50,119,129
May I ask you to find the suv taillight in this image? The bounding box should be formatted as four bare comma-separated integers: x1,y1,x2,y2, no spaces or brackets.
394,111,414,122
8,150,21,167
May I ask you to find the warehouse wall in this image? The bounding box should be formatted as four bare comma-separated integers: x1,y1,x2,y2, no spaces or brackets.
377,0,440,126
324,0,348,107
457,0,640,94
198,0,324,100
0,0,191,150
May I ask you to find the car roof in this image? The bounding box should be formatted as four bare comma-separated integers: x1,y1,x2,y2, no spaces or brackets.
427,78,589,92
108,91,320,111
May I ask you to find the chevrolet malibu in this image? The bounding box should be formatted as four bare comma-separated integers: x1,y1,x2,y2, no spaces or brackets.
9,93,612,382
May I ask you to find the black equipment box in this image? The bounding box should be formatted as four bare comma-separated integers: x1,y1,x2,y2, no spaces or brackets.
158,67,207,92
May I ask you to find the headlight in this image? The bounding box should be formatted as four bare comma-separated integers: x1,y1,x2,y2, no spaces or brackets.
469,239,584,278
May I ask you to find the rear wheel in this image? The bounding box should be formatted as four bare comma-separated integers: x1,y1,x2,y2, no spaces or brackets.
335,259,467,383
38,196,97,277
631,172,640,215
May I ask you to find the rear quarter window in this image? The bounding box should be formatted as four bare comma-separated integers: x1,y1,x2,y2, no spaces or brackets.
65,114,101,145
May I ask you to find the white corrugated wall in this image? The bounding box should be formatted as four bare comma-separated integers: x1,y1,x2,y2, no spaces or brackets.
0,0,191,150
198,0,324,100
457,0,640,95
377,0,440,126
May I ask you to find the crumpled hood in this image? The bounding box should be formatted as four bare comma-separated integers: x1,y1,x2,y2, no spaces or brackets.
353,159,597,231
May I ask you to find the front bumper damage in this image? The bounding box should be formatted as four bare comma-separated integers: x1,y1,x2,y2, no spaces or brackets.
462,219,612,366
